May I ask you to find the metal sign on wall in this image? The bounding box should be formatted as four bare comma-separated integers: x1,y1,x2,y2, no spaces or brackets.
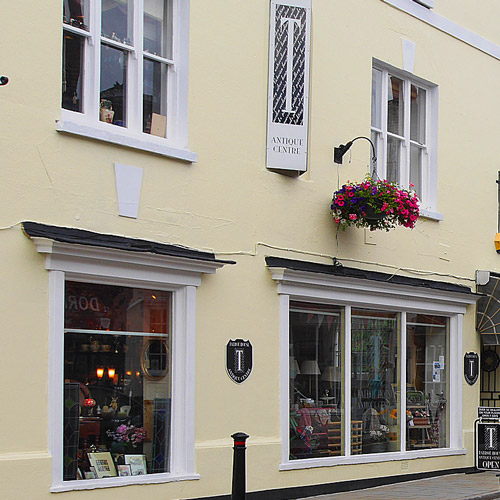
464,352,479,385
476,421,500,471
266,0,311,173
226,339,253,384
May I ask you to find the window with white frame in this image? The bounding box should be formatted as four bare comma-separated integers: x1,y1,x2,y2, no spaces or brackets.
268,259,476,469
26,224,230,491
371,64,438,212
61,0,191,156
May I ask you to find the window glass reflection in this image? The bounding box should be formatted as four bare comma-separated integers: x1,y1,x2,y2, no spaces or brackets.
144,0,172,58
100,44,127,126
143,59,167,135
289,302,343,459
406,314,448,450
63,282,172,481
101,0,132,44
351,310,399,455
62,33,83,112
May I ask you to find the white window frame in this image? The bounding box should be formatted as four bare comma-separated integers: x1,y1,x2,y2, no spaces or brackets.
58,0,196,162
268,266,476,470
371,61,440,219
31,238,226,492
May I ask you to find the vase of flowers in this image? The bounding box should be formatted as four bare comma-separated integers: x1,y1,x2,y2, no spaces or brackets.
107,424,147,463
331,175,419,231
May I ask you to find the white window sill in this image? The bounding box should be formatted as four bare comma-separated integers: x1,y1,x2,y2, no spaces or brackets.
50,473,201,492
279,447,466,470
420,208,443,221
56,119,198,163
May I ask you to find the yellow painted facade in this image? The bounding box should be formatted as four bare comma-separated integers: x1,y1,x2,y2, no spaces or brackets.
0,1,499,499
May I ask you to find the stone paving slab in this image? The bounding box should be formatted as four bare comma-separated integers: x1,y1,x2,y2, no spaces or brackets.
296,472,500,500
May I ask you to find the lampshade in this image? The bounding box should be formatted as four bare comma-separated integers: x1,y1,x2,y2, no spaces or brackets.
289,357,301,378
300,360,321,375
321,366,342,382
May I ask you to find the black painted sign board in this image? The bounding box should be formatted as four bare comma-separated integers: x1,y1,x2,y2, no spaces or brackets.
476,421,500,471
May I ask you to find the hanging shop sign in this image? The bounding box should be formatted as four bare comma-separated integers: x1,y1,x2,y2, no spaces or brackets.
464,352,479,385
476,421,500,471
266,0,311,173
226,339,253,384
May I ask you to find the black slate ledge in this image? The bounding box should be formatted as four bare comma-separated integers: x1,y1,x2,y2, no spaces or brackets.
22,221,235,266
266,256,475,296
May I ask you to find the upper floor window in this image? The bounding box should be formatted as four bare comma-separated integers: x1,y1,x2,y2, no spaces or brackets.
61,0,191,154
371,64,438,212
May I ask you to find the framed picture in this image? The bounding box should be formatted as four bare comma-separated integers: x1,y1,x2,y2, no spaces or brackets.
125,454,147,475
88,452,117,478
117,464,132,477
84,467,97,479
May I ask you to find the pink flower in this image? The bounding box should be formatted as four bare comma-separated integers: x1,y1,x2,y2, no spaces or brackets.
349,214,358,220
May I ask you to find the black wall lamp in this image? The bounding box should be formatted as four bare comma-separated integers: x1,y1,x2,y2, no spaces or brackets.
0,76,9,86
334,136,377,164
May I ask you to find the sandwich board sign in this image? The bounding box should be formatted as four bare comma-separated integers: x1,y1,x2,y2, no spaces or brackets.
476,421,500,471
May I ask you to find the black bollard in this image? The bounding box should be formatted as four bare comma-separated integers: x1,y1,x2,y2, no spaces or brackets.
231,432,249,500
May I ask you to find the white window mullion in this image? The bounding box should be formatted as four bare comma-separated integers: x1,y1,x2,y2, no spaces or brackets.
344,305,352,457
401,79,411,188
128,0,143,134
281,294,291,465
86,0,100,122
400,312,407,452
380,70,389,180
49,271,66,487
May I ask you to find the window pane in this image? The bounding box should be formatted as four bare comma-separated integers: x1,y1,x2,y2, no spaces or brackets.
62,32,84,112
387,136,401,184
410,86,426,144
351,310,399,455
406,314,448,450
143,59,168,135
387,76,404,136
63,282,172,481
63,0,89,30
410,144,422,199
100,44,127,126
289,303,343,459
102,0,132,44
371,68,382,129
144,0,172,59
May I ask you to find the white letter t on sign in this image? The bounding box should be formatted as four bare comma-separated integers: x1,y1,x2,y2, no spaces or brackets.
280,17,301,114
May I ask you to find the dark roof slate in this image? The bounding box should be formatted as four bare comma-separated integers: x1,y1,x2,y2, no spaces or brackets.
265,256,475,296
22,221,235,265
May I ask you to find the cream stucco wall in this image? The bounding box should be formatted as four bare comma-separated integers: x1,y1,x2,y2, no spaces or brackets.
0,0,499,499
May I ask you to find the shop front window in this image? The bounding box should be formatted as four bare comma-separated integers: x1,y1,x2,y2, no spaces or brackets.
63,281,172,481
351,310,399,455
289,303,342,460
288,304,450,461
406,314,448,450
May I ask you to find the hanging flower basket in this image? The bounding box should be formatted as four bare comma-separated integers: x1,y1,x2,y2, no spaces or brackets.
331,176,420,231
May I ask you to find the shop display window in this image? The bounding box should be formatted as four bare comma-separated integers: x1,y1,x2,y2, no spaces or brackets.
351,310,399,455
63,281,172,481
289,303,449,461
289,302,343,459
406,314,448,450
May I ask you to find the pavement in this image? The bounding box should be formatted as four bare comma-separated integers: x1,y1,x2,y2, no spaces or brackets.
297,472,500,500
